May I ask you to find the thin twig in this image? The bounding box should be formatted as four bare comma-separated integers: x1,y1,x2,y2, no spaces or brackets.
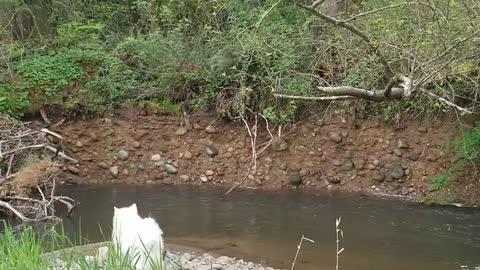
291,234,315,270
298,2,394,78
311,0,327,9
419,29,480,70
36,185,48,217
345,2,415,22
336,217,344,270
223,114,258,197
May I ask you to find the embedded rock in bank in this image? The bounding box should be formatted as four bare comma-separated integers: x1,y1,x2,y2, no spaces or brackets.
184,150,193,160
288,172,303,186
175,127,188,136
272,138,288,152
206,146,219,157
387,164,405,179
372,171,385,182
67,165,79,175
151,154,162,161
109,166,119,177
117,150,129,161
341,160,354,171
328,132,342,143
165,164,178,174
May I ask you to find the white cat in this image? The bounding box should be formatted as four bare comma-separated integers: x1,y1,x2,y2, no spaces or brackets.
112,203,165,270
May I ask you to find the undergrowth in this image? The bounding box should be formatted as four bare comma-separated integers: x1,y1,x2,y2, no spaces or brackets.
428,122,480,192
0,0,478,120
0,221,167,270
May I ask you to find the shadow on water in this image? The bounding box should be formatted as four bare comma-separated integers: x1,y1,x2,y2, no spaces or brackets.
3,184,480,270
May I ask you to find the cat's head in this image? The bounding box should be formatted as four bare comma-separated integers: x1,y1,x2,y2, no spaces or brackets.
113,203,138,216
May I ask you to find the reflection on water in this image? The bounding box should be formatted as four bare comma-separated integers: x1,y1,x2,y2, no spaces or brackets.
6,184,480,270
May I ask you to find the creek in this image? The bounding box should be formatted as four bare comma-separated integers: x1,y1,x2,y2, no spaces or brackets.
3,184,480,270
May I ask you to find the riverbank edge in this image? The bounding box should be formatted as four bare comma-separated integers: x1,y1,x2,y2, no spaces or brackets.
31,110,480,207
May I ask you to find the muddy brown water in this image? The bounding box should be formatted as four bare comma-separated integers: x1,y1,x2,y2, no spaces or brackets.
3,184,480,270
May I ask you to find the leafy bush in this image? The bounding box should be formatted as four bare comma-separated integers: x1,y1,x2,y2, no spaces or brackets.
454,123,480,164
13,53,84,98
0,0,478,120
139,99,182,116
429,170,453,191
0,83,30,116
57,21,105,48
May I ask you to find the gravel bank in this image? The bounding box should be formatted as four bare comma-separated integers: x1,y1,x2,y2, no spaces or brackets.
47,243,281,270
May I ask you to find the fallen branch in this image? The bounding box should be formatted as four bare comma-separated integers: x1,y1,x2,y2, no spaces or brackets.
0,200,29,221
45,145,78,163
273,93,355,101
422,91,473,115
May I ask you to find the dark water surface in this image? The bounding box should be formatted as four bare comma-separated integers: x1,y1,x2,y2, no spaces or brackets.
22,185,480,270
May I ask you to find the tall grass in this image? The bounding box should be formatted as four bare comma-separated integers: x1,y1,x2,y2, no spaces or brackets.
0,222,49,269
0,221,166,270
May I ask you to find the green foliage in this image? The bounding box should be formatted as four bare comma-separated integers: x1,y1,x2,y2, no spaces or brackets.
0,222,48,269
0,0,478,121
423,190,459,206
454,123,480,164
262,101,297,125
139,99,182,116
13,53,83,97
429,170,453,191
380,101,414,123
57,21,105,48
0,222,166,270
0,83,30,116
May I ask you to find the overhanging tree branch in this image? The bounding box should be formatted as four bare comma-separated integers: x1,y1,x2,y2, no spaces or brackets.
297,1,394,78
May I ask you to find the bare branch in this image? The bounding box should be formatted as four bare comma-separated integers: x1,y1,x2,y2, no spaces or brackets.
40,128,64,140
420,29,480,70
297,2,394,77
0,200,29,221
273,93,356,101
311,0,328,9
345,2,414,22
317,86,406,101
422,90,473,115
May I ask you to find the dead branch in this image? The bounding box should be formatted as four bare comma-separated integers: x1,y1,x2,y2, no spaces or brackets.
44,145,78,163
0,200,29,221
273,93,356,101
0,116,78,222
317,85,406,101
40,128,63,140
422,91,473,115
256,113,274,157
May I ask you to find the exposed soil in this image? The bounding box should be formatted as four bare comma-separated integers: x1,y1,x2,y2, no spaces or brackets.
43,108,480,206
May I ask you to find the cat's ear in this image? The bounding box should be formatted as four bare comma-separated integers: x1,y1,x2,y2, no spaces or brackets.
130,203,138,212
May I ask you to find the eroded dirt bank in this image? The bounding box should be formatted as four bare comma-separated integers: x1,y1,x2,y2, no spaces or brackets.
49,110,480,206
